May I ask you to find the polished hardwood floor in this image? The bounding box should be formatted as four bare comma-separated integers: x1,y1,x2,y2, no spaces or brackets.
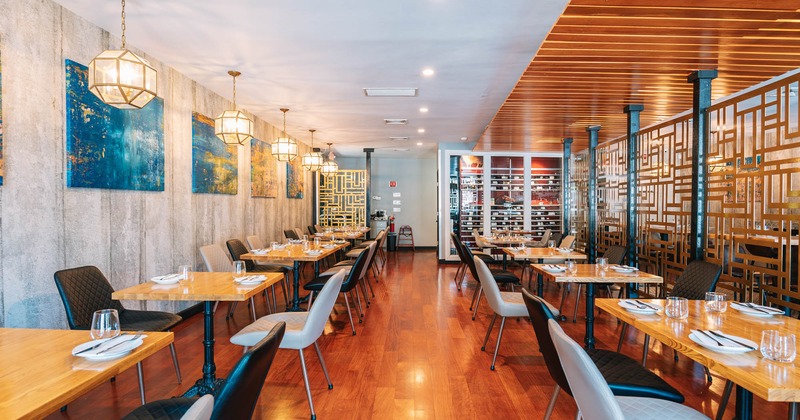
47,250,788,419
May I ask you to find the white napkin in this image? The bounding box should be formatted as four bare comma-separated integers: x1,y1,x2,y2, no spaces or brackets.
234,275,267,284
730,302,783,314
72,334,146,357
250,249,270,255
690,330,754,350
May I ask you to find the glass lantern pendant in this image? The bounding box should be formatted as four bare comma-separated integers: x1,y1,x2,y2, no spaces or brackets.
272,108,298,161
301,129,324,171
215,70,254,145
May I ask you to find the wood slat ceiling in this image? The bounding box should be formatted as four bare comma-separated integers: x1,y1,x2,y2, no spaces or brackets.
475,0,800,153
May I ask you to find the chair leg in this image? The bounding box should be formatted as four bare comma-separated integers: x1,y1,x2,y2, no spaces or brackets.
298,349,317,420
454,263,465,291
366,270,376,298
227,302,238,320
313,341,333,390
168,342,182,384
641,334,651,367
617,323,628,352
343,293,356,335
573,284,583,323
481,313,498,351
704,366,713,383
472,287,483,321
212,301,219,314
544,385,560,420
353,290,365,321
308,291,316,309
249,297,257,321
469,284,481,310
716,380,734,420
558,285,570,315
136,361,146,405
490,316,507,371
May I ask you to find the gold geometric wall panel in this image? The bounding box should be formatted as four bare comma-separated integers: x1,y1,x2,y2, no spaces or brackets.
318,170,366,227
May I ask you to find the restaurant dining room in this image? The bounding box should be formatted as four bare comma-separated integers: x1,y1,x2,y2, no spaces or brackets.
2,0,800,419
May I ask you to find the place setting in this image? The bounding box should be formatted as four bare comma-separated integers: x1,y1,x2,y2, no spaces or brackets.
71,309,145,361
730,301,785,317
618,299,663,315
541,264,566,273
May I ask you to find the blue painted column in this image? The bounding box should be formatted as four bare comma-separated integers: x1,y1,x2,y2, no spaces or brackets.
562,138,573,236
624,105,643,299
688,70,717,262
586,126,601,264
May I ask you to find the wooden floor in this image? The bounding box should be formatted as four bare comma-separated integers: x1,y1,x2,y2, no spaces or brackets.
47,250,789,419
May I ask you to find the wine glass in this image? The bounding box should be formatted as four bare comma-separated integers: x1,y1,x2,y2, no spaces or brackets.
90,309,121,340
233,261,246,276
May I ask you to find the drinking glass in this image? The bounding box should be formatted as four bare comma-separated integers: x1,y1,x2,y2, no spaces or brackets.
547,240,555,249
596,257,608,272
761,330,796,363
303,240,310,251
665,296,689,319
271,241,279,251
705,292,727,313
233,261,246,275
90,309,121,340
179,264,192,282
303,234,309,242
566,260,577,275
314,237,321,247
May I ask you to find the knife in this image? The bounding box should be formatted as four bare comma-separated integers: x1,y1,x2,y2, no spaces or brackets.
74,332,128,355
634,299,659,310
708,330,756,351
97,332,143,355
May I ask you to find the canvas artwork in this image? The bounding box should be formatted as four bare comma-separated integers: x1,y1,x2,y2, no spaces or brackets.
192,112,238,194
251,138,277,198
286,159,304,199
0,48,3,186
65,60,164,191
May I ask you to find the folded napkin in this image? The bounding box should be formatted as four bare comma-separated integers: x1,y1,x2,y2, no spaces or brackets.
305,250,323,255
72,334,147,357
543,264,564,271
690,329,756,350
250,248,270,255
234,275,267,284
730,302,784,314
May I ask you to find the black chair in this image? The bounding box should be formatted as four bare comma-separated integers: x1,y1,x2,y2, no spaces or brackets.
522,289,683,419
461,243,521,320
304,244,372,335
450,232,500,291
568,244,628,322
284,229,300,240
308,225,318,235
123,322,286,420
226,239,287,275
53,265,183,404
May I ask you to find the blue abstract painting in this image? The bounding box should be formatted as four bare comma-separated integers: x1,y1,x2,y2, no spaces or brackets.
65,59,164,191
192,112,238,195
0,50,4,186
286,159,304,199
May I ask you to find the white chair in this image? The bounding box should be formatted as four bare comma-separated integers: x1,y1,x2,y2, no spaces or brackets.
200,243,257,320
474,256,559,370
230,270,346,420
294,227,306,239
527,229,551,247
473,228,497,253
559,234,576,249
548,319,709,420
180,394,214,420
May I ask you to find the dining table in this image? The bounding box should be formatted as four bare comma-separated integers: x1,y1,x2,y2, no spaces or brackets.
503,247,587,294
0,328,173,419
241,241,348,312
597,298,800,420
531,263,663,349
112,271,283,397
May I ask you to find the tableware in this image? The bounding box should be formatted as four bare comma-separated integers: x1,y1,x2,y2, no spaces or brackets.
665,296,688,319
609,264,638,273
74,332,128,355
97,332,143,354
234,275,267,285
547,240,555,249
705,292,727,313
179,265,192,282
557,247,572,253
314,238,321,247
689,330,756,353
322,244,336,249
150,274,181,285
271,241,280,251
761,330,796,362
303,240,310,251
597,257,608,272
250,248,270,255
90,309,120,340
565,260,577,275
305,250,323,256
72,334,146,361
542,264,566,273
708,330,756,350
619,300,662,314
730,302,783,317
233,261,246,275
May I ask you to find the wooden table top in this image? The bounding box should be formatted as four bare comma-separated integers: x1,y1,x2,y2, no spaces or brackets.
482,236,527,246
597,298,800,402
532,264,663,284
0,328,173,419
111,272,284,301
241,242,347,263
503,247,588,260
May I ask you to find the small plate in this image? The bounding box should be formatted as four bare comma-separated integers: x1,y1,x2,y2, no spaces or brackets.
305,250,323,255
72,336,145,361
689,331,757,354
322,244,336,249
619,300,661,314
542,264,566,273
730,302,783,317
556,248,572,253
610,265,638,273
234,275,267,285
250,249,270,255
151,274,181,285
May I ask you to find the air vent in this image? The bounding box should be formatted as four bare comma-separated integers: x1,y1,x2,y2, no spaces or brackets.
364,88,418,97
384,119,408,125
389,136,409,142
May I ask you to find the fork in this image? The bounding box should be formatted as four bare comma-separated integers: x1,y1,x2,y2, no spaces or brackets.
696,329,726,347
97,331,143,354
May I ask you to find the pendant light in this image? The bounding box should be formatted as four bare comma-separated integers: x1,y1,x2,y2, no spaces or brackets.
320,143,339,176
214,70,254,145
88,0,157,109
272,108,299,161
301,129,324,171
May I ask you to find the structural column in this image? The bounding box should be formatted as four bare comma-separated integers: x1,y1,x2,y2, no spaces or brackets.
364,148,373,238
562,138,573,236
586,126,601,264
624,104,643,298
687,70,717,262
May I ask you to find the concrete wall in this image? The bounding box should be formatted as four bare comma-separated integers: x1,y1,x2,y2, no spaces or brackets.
338,154,438,247
0,0,313,328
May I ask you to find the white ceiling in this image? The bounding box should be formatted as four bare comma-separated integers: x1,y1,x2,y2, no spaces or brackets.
54,0,568,157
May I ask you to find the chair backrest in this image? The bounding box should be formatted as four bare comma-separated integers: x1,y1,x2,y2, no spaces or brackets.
461,244,481,281
53,266,125,330
472,228,486,248
308,225,317,235
549,319,624,420
200,244,234,272
284,229,299,240
521,289,573,396
539,229,552,244
550,232,563,247
341,244,372,293
294,228,305,239
180,394,214,420
602,245,627,265
314,224,323,233
226,239,255,272
560,235,576,249
670,260,722,299
246,235,265,250
301,270,346,346
211,322,286,420
356,242,378,281
473,257,505,313
450,232,468,265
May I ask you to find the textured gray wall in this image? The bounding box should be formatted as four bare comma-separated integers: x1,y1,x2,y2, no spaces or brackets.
0,0,313,328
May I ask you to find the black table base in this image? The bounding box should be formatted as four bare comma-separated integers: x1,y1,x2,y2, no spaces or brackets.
182,301,225,396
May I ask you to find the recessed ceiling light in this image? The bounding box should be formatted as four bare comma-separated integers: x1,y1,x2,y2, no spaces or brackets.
384,118,408,125
364,88,418,97
416,142,423,146
419,107,429,113
389,136,409,141
422,68,435,77
417,128,425,133
460,137,468,141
